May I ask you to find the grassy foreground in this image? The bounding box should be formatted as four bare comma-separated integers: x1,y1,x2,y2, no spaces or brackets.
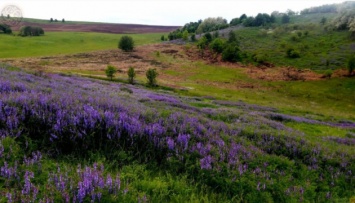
0,32,164,58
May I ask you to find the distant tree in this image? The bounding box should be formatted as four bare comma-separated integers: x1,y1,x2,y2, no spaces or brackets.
105,65,117,81
204,32,212,43
213,31,219,39
210,38,226,53
146,68,158,87
230,18,240,26
182,30,189,41
222,43,241,62
281,14,290,24
196,17,228,34
118,36,134,52
127,67,136,84
347,56,355,75
240,14,247,22
0,24,12,34
161,35,165,41
50,18,53,22
197,36,208,50
286,9,296,16
62,18,65,23
191,34,196,42
243,17,255,27
54,19,58,22
19,26,44,36
228,30,238,44
7,14,10,19
320,17,327,25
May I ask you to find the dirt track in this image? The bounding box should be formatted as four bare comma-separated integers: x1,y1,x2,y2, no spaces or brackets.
12,22,179,34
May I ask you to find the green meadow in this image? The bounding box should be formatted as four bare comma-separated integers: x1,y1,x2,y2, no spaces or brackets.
0,32,164,58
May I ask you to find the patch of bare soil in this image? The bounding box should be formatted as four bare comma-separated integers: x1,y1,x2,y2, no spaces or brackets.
0,44,184,76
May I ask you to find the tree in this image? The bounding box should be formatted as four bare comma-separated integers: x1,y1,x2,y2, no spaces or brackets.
182,30,189,41
204,32,212,43
347,56,355,75
161,35,165,41
230,18,240,26
228,31,238,44
19,26,44,36
54,19,58,22
50,18,53,22
210,38,226,53
196,17,228,34
222,43,241,62
7,14,10,19
105,65,117,81
118,36,134,52
281,14,290,24
0,24,12,34
146,68,158,87
128,67,136,84
62,18,65,23
191,34,196,42
320,17,327,25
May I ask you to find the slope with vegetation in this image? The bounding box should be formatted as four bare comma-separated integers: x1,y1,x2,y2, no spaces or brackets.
0,64,354,202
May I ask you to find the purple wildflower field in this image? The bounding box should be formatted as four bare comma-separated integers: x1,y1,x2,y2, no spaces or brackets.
0,65,354,202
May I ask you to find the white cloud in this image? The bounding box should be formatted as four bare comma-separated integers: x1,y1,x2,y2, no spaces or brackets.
0,0,347,25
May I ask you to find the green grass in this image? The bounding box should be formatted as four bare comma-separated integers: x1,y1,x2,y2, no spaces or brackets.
0,32,164,58
158,54,355,120
236,26,353,70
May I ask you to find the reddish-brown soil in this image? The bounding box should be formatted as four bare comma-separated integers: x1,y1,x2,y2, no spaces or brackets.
12,22,179,34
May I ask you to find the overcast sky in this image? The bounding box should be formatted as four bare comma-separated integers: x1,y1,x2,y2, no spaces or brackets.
0,0,347,26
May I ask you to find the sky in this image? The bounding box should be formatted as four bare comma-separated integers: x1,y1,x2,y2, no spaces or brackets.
0,0,348,26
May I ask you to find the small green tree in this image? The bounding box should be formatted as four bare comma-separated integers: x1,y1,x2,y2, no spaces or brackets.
7,14,10,19
146,68,158,87
118,36,134,52
128,67,136,84
222,43,241,62
62,18,65,23
182,30,189,41
320,17,327,25
191,34,196,42
161,35,165,41
282,14,290,24
50,18,53,22
105,65,117,81
210,38,226,53
347,55,355,75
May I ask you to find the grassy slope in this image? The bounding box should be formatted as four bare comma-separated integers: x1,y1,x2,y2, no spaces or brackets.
0,32,164,58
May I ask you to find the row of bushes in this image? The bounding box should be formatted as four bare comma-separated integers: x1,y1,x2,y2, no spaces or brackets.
19,26,44,36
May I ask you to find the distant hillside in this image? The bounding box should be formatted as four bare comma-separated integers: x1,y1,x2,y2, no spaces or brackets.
10,18,179,34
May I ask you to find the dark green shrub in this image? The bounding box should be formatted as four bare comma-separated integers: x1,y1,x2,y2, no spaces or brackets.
146,68,158,87
286,48,301,58
118,36,134,52
347,55,355,75
210,38,226,53
222,43,241,62
204,33,213,43
19,26,44,36
105,65,117,81
161,35,165,41
197,36,208,50
0,24,12,34
128,67,136,84
191,34,196,42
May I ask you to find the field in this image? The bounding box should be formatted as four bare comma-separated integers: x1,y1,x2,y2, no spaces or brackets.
1,13,355,202
0,32,165,58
